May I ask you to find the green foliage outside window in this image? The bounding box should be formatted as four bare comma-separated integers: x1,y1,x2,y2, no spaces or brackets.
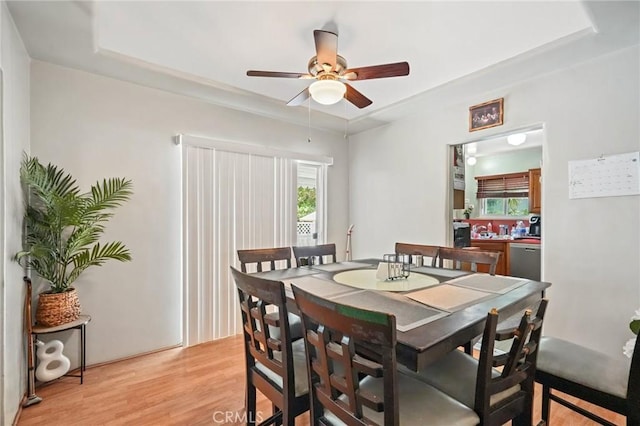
297,186,316,219
507,198,529,216
481,197,529,217
485,199,505,215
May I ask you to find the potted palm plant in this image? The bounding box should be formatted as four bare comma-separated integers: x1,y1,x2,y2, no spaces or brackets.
15,155,133,327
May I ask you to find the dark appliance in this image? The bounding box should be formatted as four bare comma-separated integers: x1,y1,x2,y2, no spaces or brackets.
510,243,541,281
529,215,541,237
453,222,471,248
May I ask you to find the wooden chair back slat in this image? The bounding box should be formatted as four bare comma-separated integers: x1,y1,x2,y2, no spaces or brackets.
394,242,439,267
292,284,398,426
437,246,501,275
237,246,292,272
232,267,291,377
292,243,337,267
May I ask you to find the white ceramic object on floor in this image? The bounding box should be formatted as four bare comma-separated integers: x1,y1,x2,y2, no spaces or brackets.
35,339,71,382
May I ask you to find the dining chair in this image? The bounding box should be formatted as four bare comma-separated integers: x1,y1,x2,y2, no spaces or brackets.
437,246,501,276
291,284,480,426
535,334,640,425
236,247,303,341
230,267,309,426
292,243,336,267
237,246,292,273
406,299,548,426
394,242,439,267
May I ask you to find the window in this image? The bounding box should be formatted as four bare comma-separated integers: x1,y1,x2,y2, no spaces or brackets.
481,197,529,216
476,172,530,217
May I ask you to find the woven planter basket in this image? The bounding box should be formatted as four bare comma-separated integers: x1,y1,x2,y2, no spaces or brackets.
36,288,81,327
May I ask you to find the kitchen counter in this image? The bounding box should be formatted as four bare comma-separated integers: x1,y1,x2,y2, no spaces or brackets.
471,238,541,245
510,238,541,245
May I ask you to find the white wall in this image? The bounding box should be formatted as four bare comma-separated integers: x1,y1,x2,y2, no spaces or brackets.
1,2,30,423
349,45,640,359
29,61,349,366
464,147,542,218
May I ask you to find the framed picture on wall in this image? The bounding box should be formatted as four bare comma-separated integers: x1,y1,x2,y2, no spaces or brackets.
469,98,504,132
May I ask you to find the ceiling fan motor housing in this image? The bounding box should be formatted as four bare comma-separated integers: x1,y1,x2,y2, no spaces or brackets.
308,55,347,77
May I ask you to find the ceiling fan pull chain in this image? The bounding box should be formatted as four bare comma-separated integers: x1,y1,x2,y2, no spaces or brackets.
344,101,348,140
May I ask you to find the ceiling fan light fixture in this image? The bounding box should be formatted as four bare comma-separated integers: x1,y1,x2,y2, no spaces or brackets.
309,80,346,105
507,133,527,146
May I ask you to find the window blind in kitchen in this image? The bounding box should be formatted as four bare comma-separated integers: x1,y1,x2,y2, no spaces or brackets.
476,171,529,198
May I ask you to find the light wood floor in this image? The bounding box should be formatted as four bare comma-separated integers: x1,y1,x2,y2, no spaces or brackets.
17,335,625,425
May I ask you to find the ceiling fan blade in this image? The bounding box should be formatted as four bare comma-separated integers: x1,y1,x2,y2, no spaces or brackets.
343,61,410,81
344,83,372,109
286,87,310,107
314,30,338,70
247,70,311,79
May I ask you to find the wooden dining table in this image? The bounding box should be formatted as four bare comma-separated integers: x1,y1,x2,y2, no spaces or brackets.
253,258,551,372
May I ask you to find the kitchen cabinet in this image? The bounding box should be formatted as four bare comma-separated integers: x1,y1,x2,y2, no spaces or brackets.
453,189,465,209
529,168,541,214
470,240,510,276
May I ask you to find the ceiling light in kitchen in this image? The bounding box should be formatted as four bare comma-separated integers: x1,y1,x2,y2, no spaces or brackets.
466,143,477,154
507,133,527,146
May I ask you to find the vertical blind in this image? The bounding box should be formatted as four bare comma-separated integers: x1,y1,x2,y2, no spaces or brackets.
475,172,530,198
182,144,297,346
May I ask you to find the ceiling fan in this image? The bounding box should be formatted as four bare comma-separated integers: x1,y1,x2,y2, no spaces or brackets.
246,29,410,109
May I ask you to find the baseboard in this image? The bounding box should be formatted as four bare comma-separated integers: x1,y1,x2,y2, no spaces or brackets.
87,342,183,369
12,400,23,426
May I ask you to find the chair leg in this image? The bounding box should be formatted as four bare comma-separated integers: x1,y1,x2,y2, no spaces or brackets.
463,341,473,355
513,392,533,426
246,383,257,426
284,411,295,426
513,412,530,426
541,384,551,424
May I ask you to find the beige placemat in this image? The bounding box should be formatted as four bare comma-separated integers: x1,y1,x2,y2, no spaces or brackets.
253,267,321,280
331,291,449,332
332,269,440,292
446,273,529,294
311,261,372,272
284,276,358,299
405,284,495,312
413,266,469,279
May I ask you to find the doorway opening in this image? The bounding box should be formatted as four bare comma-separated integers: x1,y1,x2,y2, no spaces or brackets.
448,124,545,278
296,162,326,247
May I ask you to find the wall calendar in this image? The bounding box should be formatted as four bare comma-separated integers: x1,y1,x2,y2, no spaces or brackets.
568,151,640,199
